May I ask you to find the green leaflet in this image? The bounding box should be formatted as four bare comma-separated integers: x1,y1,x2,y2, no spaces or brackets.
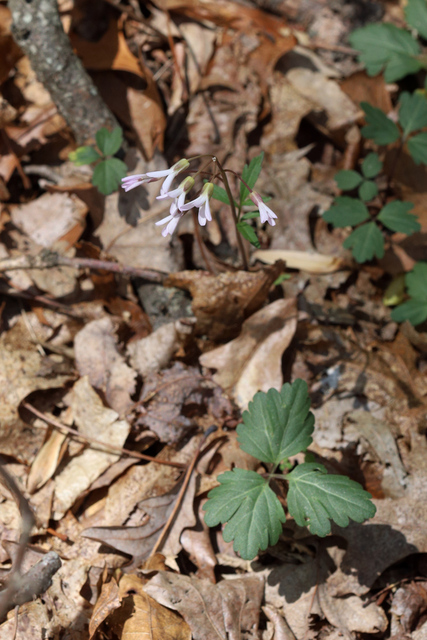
287,463,376,537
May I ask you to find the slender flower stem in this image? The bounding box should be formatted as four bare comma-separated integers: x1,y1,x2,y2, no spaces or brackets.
213,157,249,271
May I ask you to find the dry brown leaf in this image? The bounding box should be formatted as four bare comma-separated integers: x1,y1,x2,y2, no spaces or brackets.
127,322,181,380
262,605,296,640
27,430,67,494
74,316,136,415
0,6,24,85
165,262,285,341
103,574,191,640
318,584,388,635
10,192,87,249
0,601,50,639
253,250,344,274
53,376,131,519
200,298,297,409
88,577,121,639
144,570,264,640
70,18,144,77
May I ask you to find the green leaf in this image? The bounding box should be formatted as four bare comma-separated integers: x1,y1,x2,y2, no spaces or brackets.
92,158,128,195
69,146,101,166
391,299,427,326
287,463,376,536
236,221,261,248
349,24,421,82
335,170,362,190
203,469,286,560
343,222,385,263
323,197,370,228
236,379,314,465
360,102,400,145
398,92,427,139
358,180,378,202
240,152,264,204
95,127,123,157
241,211,261,220
405,0,427,41
407,132,427,165
406,261,427,298
378,201,420,234
383,274,406,306
210,183,232,205
361,152,382,178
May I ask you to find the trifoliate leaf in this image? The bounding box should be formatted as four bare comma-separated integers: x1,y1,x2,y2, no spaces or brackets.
407,132,427,165
92,158,128,195
406,262,427,299
95,127,123,156
335,170,362,191
358,180,378,202
203,469,286,560
360,103,400,145
405,0,427,41
69,146,101,166
361,152,382,179
286,463,376,537
323,197,370,228
240,152,264,204
343,222,384,263
349,24,421,82
398,92,427,139
236,221,261,248
378,201,420,234
391,299,427,325
236,379,314,465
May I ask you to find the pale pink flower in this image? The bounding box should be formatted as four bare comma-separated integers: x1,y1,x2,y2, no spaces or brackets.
155,201,185,237
157,176,194,204
249,191,278,226
179,183,214,226
121,159,189,193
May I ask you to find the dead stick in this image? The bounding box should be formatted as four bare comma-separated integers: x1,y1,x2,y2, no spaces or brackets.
150,425,217,556
23,403,186,469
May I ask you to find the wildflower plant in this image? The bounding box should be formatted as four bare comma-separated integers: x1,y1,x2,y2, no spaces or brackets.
203,380,376,560
121,152,276,269
69,127,127,195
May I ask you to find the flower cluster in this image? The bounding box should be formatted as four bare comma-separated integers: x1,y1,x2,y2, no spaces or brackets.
121,158,277,237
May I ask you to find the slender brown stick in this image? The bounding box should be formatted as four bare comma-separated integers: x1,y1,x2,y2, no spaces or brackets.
149,426,217,556
23,403,186,469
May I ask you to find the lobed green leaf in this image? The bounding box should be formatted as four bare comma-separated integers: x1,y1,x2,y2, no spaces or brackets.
405,0,427,41
407,132,427,165
335,170,362,191
203,469,286,560
237,379,314,465
323,196,370,228
287,463,376,537
398,92,427,139
361,152,382,179
92,158,128,195
391,299,427,326
358,180,378,202
343,222,385,263
69,146,101,166
95,127,123,157
406,261,427,299
377,200,420,234
349,24,421,82
361,103,400,145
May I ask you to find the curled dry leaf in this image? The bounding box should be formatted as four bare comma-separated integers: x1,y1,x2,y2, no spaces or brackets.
74,316,136,415
317,583,388,635
27,430,67,494
165,262,285,340
200,298,297,409
253,249,344,273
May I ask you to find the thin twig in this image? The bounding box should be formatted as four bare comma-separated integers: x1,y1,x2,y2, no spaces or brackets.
149,425,217,556
23,403,186,469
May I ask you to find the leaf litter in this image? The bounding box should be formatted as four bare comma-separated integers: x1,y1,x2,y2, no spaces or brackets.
0,0,427,638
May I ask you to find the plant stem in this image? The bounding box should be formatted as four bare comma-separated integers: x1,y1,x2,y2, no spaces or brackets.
213,157,249,271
